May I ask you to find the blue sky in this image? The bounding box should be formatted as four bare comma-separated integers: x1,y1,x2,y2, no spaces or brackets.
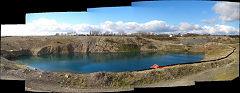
26,1,238,29
2,1,239,36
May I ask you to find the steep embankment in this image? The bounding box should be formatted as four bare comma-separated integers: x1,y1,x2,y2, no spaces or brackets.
0,36,239,92
1,36,195,59
0,43,238,91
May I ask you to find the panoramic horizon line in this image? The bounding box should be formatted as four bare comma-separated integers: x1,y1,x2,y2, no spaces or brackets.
1,18,239,36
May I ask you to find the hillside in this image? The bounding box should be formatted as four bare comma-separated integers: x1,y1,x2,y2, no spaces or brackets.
0,35,239,92
1,36,238,59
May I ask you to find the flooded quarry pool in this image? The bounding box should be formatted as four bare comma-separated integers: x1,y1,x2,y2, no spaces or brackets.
15,52,205,74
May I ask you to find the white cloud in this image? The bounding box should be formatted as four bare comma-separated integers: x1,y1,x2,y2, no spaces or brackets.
178,22,202,31
188,25,239,35
99,20,176,34
212,2,240,24
30,18,58,25
72,24,100,34
1,18,239,36
200,17,216,24
1,24,57,36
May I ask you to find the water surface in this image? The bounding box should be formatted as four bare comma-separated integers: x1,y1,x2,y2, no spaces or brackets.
15,52,205,73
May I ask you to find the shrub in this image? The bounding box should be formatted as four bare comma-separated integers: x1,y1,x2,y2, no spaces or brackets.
146,44,157,49
56,41,63,44
105,38,117,43
118,44,141,52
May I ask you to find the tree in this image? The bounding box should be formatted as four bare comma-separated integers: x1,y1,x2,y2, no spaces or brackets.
177,33,181,37
117,31,127,36
147,32,151,36
103,31,113,36
151,32,155,36
90,30,101,36
182,33,200,37
55,33,60,36
130,32,137,36
134,31,147,36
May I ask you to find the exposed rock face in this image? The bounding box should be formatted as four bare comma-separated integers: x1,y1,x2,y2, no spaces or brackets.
1,36,201,59
0,36,238,90
1,49,33,59
67,44,74,53
37,44,77,55
56,46,63,53
180,38,210,45
37,46,54,55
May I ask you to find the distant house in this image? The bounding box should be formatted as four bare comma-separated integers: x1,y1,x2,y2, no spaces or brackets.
169,34,173,37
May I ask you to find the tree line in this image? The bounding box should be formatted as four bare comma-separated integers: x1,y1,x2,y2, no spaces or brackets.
55,30,211,37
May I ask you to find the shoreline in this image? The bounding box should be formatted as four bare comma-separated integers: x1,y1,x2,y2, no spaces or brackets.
1,55,238,92
1,36,239,92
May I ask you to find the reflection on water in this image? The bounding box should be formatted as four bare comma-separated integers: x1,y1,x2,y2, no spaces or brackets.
15,52,205,74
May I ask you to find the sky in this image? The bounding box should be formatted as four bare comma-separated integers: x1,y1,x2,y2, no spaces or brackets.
1,1,239,36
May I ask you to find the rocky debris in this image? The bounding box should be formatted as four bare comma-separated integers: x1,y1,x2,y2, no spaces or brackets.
37,46,54,55
0,48,238,90
1,49,33,59
67,44,74,53
1,66,12,71
180,38,210,45
0,36,238,91
65,74,70,78
22,69,31,74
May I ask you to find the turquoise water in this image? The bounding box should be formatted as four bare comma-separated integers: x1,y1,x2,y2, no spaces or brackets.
15,52,205,74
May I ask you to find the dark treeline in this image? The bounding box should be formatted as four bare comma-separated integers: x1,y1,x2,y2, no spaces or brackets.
54,30,238,38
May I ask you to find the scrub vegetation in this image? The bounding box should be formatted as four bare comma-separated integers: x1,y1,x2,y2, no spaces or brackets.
0,35,239,90
118,44,141,52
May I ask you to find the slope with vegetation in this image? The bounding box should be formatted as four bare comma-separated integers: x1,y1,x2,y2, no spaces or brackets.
0,35,239,91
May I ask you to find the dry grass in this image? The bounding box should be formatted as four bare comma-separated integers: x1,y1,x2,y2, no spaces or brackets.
213,44,239,80
1,36,239,89
59,43,238,88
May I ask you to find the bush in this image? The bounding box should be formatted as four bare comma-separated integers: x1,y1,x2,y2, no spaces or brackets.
56,41,62,44
146,44,157,49
104,38,117,43
118,44,141,52
144,35,177,41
